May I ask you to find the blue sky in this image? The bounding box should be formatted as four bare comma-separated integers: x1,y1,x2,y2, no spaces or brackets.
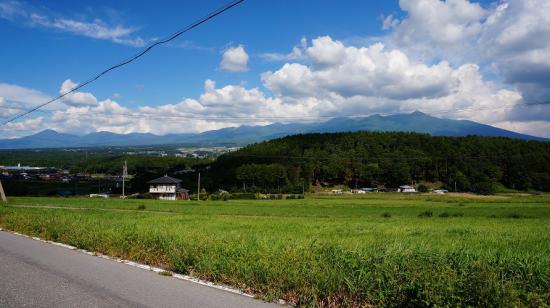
1,0,549,138
1,1,401,104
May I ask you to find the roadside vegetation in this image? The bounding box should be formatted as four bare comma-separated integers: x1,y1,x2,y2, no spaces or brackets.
1,194,549,307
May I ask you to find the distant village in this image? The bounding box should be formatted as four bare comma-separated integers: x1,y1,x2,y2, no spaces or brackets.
0,161,448,201
123,146,240,159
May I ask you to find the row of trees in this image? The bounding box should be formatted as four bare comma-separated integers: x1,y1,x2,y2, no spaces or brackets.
205,132,550,193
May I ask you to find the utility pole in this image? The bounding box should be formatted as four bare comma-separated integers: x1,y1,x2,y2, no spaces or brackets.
197,172,201,201
122,160,127,198
0,179,7,203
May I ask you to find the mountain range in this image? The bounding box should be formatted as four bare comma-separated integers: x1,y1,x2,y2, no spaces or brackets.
0,112,546,149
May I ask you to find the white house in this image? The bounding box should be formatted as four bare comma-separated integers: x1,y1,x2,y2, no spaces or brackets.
398,185,417,193
148,175,189,201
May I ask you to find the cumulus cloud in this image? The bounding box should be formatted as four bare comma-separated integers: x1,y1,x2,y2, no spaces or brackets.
390,0,486,47
387,0,550,107
261,36,525,127
479,0,550,104
59,80,98,107
220,45,249,72
264,37,459,100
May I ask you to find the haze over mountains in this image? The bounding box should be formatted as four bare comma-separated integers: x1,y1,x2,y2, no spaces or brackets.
0,112,546,149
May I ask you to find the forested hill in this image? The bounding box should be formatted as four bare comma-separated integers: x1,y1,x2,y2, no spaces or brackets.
207,131,550,193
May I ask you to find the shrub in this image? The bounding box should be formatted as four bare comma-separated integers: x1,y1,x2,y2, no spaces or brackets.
439,212,450,218
230,193,256,200
418,210,433,217
472,181,496,195
221,192,230,201
382,212,391,218
137,204,146,210
209,190,230,201
452,212,464,217
417,184,429,193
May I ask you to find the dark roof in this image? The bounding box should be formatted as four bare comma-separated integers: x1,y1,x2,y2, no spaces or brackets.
176,188,189,193
147,175,182,184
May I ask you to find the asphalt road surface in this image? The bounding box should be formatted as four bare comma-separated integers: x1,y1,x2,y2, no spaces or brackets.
0,231,277,308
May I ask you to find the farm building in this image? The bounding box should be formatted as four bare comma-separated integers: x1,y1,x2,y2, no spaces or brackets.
398,185,417,193
148,175,189,200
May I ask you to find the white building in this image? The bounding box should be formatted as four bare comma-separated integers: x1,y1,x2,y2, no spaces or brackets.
398,185,417,193
148,175,189,201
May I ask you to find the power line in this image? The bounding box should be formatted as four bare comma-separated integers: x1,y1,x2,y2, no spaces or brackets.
1,0,245,126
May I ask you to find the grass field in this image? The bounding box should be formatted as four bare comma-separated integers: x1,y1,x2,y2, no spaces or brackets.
1,194,549,307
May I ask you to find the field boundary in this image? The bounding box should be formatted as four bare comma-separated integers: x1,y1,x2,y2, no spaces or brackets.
0,227,269,302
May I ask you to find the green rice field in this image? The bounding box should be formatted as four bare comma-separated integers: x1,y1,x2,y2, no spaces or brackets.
1,194,549,307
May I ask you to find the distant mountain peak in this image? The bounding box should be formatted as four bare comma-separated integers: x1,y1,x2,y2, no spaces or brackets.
36,129,59,135
0,112,546,149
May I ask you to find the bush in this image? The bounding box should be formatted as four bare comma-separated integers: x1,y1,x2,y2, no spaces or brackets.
382,212,391,218
418,210,433,217
472,181,496,195
137,204,146,210
452,212,464,217
209,190,230,201
417,184,429,193
230,193,257,200
439,212,450,217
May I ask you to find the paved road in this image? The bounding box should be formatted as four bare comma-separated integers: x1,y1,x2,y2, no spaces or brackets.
0,231,277,308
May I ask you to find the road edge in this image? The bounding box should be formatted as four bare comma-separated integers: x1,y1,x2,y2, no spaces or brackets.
0,227,286,304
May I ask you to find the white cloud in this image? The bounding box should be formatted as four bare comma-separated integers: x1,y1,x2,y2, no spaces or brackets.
59,80,98,107
387,0,550,106
0,1,145,47
260,37,307,61
387,0,486,59
0,82,61,119
220,45,249,72
29,14,145,47
0,116,44,137
261,37,524,127
382,15,399,30
493,120,550,138
478,0,550,104
0,0,24,20
263,37,458,100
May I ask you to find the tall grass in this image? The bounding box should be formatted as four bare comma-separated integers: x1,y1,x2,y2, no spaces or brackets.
1,195,549,307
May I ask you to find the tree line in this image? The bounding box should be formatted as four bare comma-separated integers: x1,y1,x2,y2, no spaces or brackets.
203,132,550,193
